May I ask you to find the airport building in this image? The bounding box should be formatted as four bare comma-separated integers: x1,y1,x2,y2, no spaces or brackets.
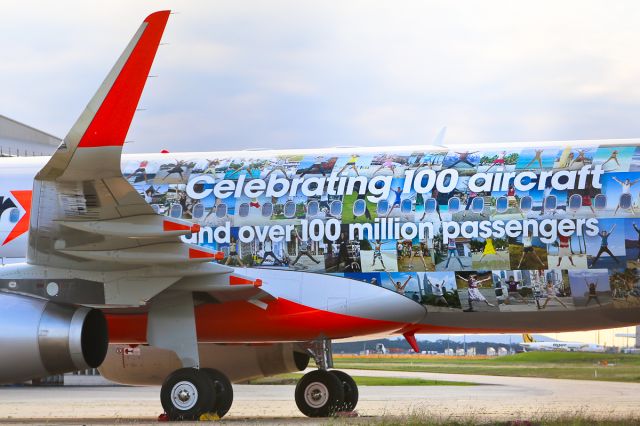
0,115,60,156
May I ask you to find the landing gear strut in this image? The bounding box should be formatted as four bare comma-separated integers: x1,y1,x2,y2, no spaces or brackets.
295,339,359,417
150,293,234,421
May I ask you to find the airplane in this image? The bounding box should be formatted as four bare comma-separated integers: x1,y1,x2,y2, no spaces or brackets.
520,334,606,352
0,10,639,421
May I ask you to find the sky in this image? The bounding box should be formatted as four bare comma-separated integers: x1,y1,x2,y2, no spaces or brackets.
3,1,640,154
2,1,640,347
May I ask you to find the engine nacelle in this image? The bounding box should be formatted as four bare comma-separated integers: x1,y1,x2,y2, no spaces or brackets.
0,292,108,384
100,343,310,385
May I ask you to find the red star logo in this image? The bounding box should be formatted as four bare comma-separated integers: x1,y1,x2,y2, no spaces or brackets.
2,190,32,246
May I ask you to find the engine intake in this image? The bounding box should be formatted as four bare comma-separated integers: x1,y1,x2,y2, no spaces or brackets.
0,292,108,384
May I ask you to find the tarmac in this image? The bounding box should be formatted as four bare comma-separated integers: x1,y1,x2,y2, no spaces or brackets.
0,368,639,424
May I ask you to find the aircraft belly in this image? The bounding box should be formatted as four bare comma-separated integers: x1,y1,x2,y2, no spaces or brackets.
415,307,640,333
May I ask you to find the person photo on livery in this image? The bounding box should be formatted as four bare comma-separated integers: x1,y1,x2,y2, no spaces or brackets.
590,224,620,268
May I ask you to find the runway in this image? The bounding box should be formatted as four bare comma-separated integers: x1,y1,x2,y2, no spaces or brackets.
0,369,638,424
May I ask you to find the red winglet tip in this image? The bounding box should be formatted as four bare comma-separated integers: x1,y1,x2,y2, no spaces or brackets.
230,276,254,286
163,220,190,232
189,248,215,259
403,332,419,353
160,149,169,153
144,10,171,24
76,10,170,149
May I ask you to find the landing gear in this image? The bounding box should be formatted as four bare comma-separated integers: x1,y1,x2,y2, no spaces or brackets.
160,367,234,421
160,368,215,421
201,368,234,418
295,369,345,417
296,339,359,417
150,293,234,420
330,370,359,411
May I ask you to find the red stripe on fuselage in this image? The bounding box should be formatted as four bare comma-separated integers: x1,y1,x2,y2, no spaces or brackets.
106,298,409,344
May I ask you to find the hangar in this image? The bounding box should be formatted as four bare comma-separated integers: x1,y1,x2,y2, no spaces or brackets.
0,114,59,157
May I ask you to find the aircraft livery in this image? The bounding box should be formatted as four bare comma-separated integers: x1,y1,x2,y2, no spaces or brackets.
107,142,640,317
2,142,640,322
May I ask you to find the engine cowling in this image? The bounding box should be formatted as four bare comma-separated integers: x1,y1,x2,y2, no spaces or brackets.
100,343,310,385
0,292,108,384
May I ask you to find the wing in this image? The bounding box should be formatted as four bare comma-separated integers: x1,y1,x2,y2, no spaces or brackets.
25,11,265,306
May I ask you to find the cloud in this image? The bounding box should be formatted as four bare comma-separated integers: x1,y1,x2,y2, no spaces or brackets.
1,0,640,151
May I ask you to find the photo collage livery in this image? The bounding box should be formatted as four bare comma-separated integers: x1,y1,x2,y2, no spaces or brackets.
122,144,640,313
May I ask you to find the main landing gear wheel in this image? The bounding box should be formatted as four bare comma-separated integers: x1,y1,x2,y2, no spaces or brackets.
295,370,345,417
329,370,359,412
201,368,233,418
160,368,215,421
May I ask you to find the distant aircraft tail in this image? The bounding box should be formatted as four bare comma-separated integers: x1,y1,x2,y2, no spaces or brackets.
432,126,447,147
522,333,536,343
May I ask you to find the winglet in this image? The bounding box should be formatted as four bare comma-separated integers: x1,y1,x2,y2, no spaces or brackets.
28,12,172,268
74,10,169,148
77,11,170,149
36,11,170,182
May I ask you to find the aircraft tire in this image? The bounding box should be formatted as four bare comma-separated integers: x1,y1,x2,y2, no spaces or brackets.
329,370,359,411
160,368,216,421
201,368,233,418
295,369,345,417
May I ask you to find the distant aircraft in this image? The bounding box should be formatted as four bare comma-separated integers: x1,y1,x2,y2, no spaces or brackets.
520,334,605,352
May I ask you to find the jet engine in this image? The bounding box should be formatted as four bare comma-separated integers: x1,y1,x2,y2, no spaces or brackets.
100,342,310,385
0,292,108,384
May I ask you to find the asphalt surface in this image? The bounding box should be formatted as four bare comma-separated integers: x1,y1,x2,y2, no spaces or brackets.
0,369,638,424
